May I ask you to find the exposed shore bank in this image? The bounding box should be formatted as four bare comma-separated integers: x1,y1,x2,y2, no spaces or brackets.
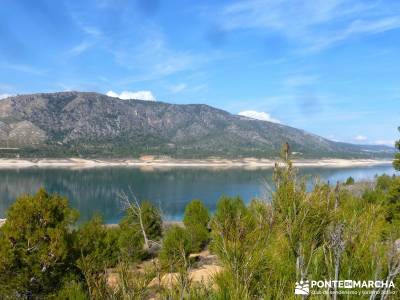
0,157,393,169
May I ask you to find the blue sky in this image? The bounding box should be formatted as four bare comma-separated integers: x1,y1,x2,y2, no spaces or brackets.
0,0,399,146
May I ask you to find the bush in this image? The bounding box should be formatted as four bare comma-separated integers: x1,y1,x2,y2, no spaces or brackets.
376,174,393,190
159,225,191,270
384,176,400,224
75,215,119,273
139,201,163,241
117,223,145,261
363,174,400,224
119,200,162,260
345,176,355,185
393,129,400,171
114,260,156,299
183,199,210,251
120,200,162,242
183,199,210,228
210,196,267,298
0,188,78,297
53,280,88,300
212,196,248,241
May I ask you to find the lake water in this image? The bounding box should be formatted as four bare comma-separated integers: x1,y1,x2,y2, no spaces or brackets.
0,164,397,223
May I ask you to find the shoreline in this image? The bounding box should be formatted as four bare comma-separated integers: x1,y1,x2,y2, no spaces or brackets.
0,157,393,169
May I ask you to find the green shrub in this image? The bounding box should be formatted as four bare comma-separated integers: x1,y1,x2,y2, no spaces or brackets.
53,280,88,300
183,199,210,252
345,176,355,185
385,176,400,224
393,128,400,171
183,199,210,228
75,215,119,273
114,260,156,300
363,174,400,224
210,196,268,299
376,174,393,190
139,201,163,240
159,225,191,270
186,223,209,252
120,200,162,243
117,223,145,261
118,200,162,260
0,188,78,297
211,196,248,242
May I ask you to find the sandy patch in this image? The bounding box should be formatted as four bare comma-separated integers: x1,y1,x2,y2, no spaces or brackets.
0,158,393,169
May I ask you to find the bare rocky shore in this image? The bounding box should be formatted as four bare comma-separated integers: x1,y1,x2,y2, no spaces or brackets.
0,157,393,169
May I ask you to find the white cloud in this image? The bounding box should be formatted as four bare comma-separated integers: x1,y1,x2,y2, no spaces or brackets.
82,26,102,38
284,75,319,87
354,134,367,141
169,83,186,93
112,28,214,84
306,17,400,52
238,110,281,123
0,93,12,100
217,0,400,52
106,90,157,101
67,41,93,57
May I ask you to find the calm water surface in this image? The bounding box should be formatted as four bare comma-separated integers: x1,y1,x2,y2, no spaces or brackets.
0,165,397,223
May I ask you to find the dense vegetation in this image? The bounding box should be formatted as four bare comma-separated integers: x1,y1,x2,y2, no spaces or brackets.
0,149,400,299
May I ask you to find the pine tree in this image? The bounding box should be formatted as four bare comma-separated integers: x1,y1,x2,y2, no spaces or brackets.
393,127,400,171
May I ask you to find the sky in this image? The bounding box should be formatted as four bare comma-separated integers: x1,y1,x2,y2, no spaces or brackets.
0,0,399,146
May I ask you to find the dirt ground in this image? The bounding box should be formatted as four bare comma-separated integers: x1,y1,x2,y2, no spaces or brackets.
107,249,222,290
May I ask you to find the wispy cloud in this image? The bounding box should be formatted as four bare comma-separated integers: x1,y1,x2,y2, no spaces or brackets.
66,24,103,58
284,74,319,88
0,63,45,75
81,26,102,38
111,27,214,84
306,16,400,52
216,0,400,52
67,5,214,83
169,83,187,93
66,41,93,57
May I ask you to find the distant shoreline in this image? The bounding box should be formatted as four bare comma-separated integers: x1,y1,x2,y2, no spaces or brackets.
0,157,393,169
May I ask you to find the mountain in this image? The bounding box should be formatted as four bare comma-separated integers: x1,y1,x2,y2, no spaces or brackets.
0,92,394,159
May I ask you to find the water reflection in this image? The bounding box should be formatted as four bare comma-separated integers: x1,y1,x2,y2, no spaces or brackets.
0,165,396,223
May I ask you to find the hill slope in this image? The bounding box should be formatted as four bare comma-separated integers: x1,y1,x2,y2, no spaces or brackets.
0,92,393,158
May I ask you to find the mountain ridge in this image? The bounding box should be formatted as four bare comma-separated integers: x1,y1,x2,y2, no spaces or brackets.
0,91,393,159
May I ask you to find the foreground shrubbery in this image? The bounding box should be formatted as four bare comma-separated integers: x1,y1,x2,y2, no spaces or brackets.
183,200,210,252
0,189,78,298
0,153,400,299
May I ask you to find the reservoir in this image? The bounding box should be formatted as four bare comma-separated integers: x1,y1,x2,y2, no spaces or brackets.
0,164,397,223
